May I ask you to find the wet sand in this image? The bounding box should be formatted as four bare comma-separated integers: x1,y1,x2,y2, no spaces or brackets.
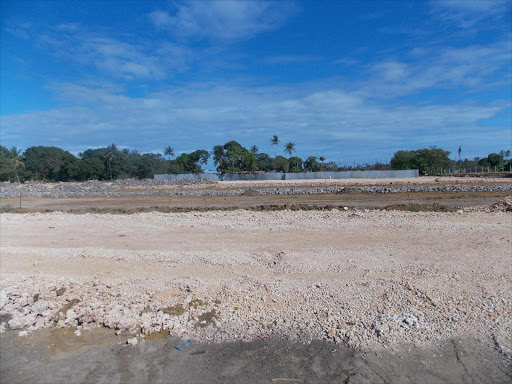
1,324,510,384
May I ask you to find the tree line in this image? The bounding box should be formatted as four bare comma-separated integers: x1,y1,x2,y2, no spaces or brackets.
0,138,510,182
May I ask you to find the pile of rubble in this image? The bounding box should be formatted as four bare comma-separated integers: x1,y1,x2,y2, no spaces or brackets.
1,269,510,351
0,178,216,199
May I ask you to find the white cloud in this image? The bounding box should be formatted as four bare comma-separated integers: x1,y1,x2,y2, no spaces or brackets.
263,55,322,65
4,22,192,80
430,0,511,28
1,83,508,163
149,0,296,40
360,41,511,97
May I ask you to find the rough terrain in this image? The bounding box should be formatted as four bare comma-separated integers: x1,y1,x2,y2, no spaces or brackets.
1,179,511,383
1,176,511,214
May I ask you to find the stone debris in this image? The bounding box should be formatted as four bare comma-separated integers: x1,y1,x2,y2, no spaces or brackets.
1,179,511,199
489,196,512,212
357,184,512,194
126,337,138,346
0,178,216,199
0,270,510,351
0,208,510,352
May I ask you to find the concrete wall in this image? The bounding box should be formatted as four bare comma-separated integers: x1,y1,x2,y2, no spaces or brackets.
155,169,419,181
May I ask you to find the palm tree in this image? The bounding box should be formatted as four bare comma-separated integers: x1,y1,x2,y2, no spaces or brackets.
9,147,24,183
319,156,326,163
250,145,259,155
104,144,117,180
284,142,295,157
164,146,174,159
271,135,279,157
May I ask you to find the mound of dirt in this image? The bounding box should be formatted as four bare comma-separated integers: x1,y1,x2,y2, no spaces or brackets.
384,203,456,212
489,195,512,212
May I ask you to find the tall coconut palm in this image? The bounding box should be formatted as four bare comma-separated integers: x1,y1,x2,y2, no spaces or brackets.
284,142,295,157
164,146,174,159
103,144,117,180
319,156,326,163
9,147,24,183
250,145,259,155
271,135,279,157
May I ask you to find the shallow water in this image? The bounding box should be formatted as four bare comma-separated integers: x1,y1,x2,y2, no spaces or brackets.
1,326,510,384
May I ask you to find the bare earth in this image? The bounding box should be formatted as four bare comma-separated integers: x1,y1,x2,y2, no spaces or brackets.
0,178,511,383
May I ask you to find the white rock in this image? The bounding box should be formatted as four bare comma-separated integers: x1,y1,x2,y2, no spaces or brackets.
126,337,138,346
18,330,29,337
8,317,27,330
66,309,78,319
0,290,8,308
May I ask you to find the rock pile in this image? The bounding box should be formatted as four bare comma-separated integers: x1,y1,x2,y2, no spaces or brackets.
0,178,216,199
2,180,512,199
489,195,512,212
1,271,510,351
357,184,512,194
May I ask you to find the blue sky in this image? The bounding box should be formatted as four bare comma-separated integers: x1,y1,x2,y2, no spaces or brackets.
1,0,511,165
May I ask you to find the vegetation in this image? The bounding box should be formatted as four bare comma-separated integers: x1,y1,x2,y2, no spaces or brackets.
0,142,509,182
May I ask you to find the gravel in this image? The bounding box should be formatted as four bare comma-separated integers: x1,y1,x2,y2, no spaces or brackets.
1,179,511,199
1,209,510,352
0,178,216,199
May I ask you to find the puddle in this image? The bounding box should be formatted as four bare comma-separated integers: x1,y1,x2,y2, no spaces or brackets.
189,299,206,308
159,304,185,316
195,309,217,328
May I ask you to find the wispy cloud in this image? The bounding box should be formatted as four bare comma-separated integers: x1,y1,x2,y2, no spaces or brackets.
359,40,511,98
430,0,511,28
263,55,321,65
149,0,297,40
4,22,192,80
2,82,508,163
333,58,359,66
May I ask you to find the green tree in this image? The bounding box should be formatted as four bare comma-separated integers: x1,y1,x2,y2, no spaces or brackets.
103,144,117,180
480,153,503,168
390,150,416,170
7,147,25,182
390,147,451,173
175,150,210,173
499,150,511,159
213,141,257,174
24,146,74,181
256,153,272,172
284,142,295,157
271,135,279,157
289,156,303,173
164,146,174,159
250,145,259,155
271,155,289,173
303,156,320,172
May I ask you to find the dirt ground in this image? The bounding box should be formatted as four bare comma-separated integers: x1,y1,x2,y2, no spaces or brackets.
1,178,511,383
1,190,509,214
1,324,510,384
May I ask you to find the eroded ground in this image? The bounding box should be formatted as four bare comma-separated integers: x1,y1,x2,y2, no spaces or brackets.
0,179,511,383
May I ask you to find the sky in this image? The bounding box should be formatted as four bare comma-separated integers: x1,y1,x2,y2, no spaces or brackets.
1,0,511,166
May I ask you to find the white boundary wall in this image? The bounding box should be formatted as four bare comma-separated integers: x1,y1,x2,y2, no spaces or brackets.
155,169,419,181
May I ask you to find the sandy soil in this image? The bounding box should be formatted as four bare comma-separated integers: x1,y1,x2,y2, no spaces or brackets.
1,210,511,346
1,190,509,214
1,189,511,382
